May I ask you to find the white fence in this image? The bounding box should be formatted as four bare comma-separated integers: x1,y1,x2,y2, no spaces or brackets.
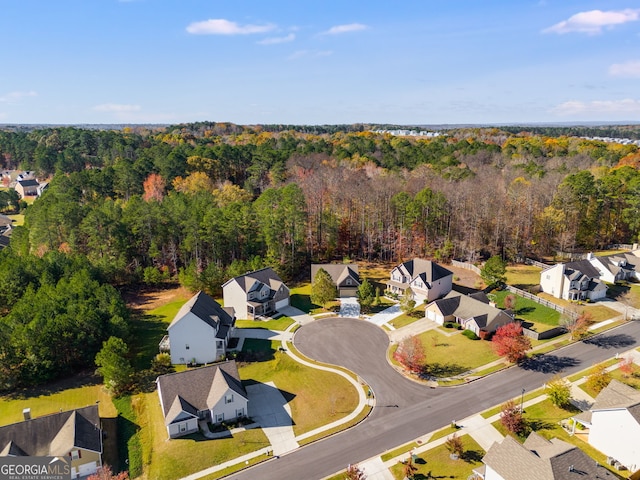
503,285,578,320
451,260,482,275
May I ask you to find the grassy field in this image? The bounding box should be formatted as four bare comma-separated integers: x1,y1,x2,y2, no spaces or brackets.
492,398,627,478
398,329,500,378
289,283,340,314
506,264,543,289
388,305,425,329
579,362,640,398
607,282,640,309
492,290,560,326
238,340,360,435
389,434,485,480
360,261,395,292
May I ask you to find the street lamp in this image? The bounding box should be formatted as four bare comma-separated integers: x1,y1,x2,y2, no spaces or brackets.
520,388,525,413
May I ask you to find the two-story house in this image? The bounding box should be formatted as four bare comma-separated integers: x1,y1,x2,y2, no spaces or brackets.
387,258,453,303
0,405,103,479
156,360,248,439
539,260,607,301
164,291,235,365
222,267,290,320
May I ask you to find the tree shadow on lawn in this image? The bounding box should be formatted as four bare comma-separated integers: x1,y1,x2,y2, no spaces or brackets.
582,333,636,349
461,449,484,463
515,306,535,315
3,370,101,400
519,354,580,374
424,363,468,378
131,314,168,370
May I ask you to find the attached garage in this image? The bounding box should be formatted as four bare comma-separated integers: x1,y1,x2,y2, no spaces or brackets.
275,298,290,310
77,462,98,479
339,288,358,298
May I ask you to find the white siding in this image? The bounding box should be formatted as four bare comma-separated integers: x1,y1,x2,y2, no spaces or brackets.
210,388,249,424
167,418,199,438
168,312,219,364
539,264,564,299
426,276,453,302
590,409,640,471
223,280,250,319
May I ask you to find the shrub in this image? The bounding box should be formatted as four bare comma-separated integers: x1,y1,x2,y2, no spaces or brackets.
444,322,455,328
462,330,480,340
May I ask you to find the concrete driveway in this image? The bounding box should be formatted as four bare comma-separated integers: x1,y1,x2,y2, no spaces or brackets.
339,297,361,318
367,304,402,326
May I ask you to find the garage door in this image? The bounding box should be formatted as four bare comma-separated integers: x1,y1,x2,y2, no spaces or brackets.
78,462,97,478
275,298,290,310
339,288,358,297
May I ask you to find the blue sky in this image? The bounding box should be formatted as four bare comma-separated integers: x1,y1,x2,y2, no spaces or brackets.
1,0,639,125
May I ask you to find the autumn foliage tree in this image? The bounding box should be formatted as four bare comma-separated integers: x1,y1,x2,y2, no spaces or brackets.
345,463,367,480
585,363,612,394
445,433,464,458
561,311,593,340
87,464,129,480
143,173,166,202
619,357,634,378
492,322,531,363
546,375,572,408
500,399,525,436
394,336,426,373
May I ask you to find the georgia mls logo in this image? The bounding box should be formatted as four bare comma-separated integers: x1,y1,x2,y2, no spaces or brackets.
0,456,71,480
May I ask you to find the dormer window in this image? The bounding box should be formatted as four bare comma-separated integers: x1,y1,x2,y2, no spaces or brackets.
346,279,352,285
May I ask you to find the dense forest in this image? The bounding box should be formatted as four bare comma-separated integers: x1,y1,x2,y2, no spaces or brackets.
1,122,640,390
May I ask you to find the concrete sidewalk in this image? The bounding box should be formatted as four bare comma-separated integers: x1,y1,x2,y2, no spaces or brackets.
277,305,315,325
367,304,403,327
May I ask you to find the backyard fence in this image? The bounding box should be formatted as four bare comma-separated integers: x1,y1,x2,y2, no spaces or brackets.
524,258,552,270
503,284,578,320
451,260,482,275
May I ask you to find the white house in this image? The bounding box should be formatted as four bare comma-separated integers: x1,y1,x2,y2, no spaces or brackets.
222,267,289,320
573,379,640,473
539,261,607,301
156,360,248,439
587,251,640,283
424,291,513,335
165,291,235,365
475,432,615,479
387,258,453,303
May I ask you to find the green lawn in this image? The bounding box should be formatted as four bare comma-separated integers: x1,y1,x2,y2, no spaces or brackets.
506,265,542,289
239,340,360,436
388,305,425,329
7,213,24,226
606,282,640,309
235,316,295,331
492,290,560,326
389,434,485,480
289,283,339,314
400,329,500,379
492,398,626,479
579,362,640,398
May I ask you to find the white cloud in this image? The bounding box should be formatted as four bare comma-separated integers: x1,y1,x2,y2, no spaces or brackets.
0,90,38,103
609,60,640,78
551,98,640,116
543,9,640,35
186,18,275,35
322,23,368,35
93,103,141,112
257,33,295,45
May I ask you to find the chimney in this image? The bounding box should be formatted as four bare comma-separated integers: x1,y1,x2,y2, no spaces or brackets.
586,252,593,260
23,408,31,421
633,243,638,251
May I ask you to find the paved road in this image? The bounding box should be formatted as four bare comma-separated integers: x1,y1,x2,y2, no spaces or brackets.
228,318,640,480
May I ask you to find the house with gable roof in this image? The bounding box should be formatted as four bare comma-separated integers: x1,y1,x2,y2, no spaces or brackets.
222,267,290,320
14,178,39,198
475,431,615,479
588,250,640,283
156,360,248,439
164,291,235,365
0,405,103,479
572,379,640,473
311,263,360,297
425,291,514,335
540,260,607,302
387,258,453,303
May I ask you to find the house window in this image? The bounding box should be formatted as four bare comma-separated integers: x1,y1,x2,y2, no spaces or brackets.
185,344,189,350
179,424,187,432
225,394,234,404
71,450,80,460
546,274,550,280
216,413,224,423
261,290,267,298
346,279,352,285
236,408,244,418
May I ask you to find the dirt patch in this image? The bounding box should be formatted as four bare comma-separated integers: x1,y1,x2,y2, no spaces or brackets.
447,264,483,289
122,284,192,312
